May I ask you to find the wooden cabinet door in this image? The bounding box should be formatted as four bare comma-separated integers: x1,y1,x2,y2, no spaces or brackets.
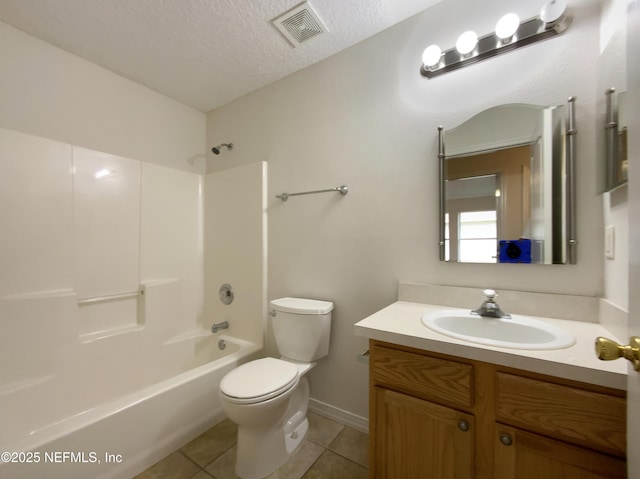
494,424,627,479
373,387,474,479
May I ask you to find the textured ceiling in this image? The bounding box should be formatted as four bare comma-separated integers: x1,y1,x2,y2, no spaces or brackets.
0,0,443,112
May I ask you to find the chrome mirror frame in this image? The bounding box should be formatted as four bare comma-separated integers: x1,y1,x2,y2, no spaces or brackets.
604,88,628,192
438,97,577,265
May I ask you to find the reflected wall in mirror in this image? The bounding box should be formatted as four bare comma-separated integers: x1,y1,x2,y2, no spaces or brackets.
438,103,575,265
604,88,628,191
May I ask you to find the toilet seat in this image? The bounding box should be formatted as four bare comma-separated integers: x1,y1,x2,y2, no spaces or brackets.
220,357,299,405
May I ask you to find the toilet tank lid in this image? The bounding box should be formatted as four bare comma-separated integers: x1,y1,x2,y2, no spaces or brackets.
270,297,333,314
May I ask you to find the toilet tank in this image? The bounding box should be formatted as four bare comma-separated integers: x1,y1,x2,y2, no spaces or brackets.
270,297,333,362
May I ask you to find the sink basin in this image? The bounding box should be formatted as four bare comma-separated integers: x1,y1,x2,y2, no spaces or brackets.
421,309,575,350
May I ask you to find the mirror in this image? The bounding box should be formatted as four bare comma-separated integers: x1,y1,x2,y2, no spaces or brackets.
438,102,576,265
604,88,628,191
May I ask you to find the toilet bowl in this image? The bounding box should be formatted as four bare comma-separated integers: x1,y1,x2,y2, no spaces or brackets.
218,298,333,479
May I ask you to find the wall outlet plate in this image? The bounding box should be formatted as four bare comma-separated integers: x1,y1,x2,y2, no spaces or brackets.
605,225,615,259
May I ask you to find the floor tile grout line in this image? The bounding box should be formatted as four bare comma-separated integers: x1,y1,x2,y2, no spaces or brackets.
189,467,213,479
326,446,369,469
300,448,369,478
178,450,215,479
306,423,345,449
300,448,328,479
325,447,370,470
324,425,369,468
199,441,238,470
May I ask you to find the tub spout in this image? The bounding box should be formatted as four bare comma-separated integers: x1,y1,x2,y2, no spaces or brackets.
211,321,229,333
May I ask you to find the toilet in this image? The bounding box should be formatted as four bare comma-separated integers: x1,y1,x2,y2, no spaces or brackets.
219,297,333,479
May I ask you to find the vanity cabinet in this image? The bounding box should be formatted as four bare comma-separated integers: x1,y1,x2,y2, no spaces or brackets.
371,344,474,478
369,340,627,479
374,388,474,478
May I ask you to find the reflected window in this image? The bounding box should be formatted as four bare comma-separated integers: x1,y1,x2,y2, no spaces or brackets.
458,211,497,263
444,213,450,261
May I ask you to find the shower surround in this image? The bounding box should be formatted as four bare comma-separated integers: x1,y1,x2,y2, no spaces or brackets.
0,127,266,478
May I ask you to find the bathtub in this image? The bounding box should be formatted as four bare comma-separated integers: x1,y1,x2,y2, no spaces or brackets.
0,332,261,479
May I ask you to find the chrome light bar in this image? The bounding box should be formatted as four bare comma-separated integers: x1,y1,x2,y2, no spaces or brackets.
420,15,570,79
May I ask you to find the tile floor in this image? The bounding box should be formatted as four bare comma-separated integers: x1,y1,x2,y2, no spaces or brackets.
134,412,369,479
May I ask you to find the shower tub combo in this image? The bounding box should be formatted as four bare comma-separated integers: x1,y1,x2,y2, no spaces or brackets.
0,127,267,479
0,329,260,479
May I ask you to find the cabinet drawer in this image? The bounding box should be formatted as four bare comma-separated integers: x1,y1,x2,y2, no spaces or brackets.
496,372,626,457
371,344,473,408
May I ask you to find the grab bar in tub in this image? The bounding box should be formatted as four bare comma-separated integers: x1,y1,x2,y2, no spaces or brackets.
78,289,143,306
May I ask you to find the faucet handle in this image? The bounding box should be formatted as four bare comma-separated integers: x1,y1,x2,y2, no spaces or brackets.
483,289,497,300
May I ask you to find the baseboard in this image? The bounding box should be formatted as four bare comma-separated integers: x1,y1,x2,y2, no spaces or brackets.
309,398,369,434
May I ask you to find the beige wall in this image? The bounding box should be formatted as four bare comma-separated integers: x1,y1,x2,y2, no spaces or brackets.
0,21,206,174
207,0,606,418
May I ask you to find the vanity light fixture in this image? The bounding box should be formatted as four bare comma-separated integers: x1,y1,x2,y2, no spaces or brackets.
456,31,478,56
420,0,570,78
495,13,520,42
540,0,569,27
422,44,442,69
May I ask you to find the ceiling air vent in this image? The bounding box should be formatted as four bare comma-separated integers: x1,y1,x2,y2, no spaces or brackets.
272,2,328,47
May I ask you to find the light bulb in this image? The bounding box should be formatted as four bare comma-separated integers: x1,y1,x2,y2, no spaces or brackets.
495,13,520,40
422,45,442,68
540,0,568,24
456,31,478,55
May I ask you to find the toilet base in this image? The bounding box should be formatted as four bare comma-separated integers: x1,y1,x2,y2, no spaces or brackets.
233,377,310,479
285,416,308,455
235,416,308,479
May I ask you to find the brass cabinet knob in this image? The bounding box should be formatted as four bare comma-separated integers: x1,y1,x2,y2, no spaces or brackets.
595,336,640,371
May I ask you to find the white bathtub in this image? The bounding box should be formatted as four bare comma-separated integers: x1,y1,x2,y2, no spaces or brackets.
0,333,261,479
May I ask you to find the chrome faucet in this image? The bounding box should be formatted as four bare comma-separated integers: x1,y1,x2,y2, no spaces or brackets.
211,321,229,333
472,289,511,319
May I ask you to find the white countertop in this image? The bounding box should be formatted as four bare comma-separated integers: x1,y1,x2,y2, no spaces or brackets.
354,301,628,391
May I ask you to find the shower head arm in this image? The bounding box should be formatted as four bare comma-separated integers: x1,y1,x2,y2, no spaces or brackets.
211,142,234,155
